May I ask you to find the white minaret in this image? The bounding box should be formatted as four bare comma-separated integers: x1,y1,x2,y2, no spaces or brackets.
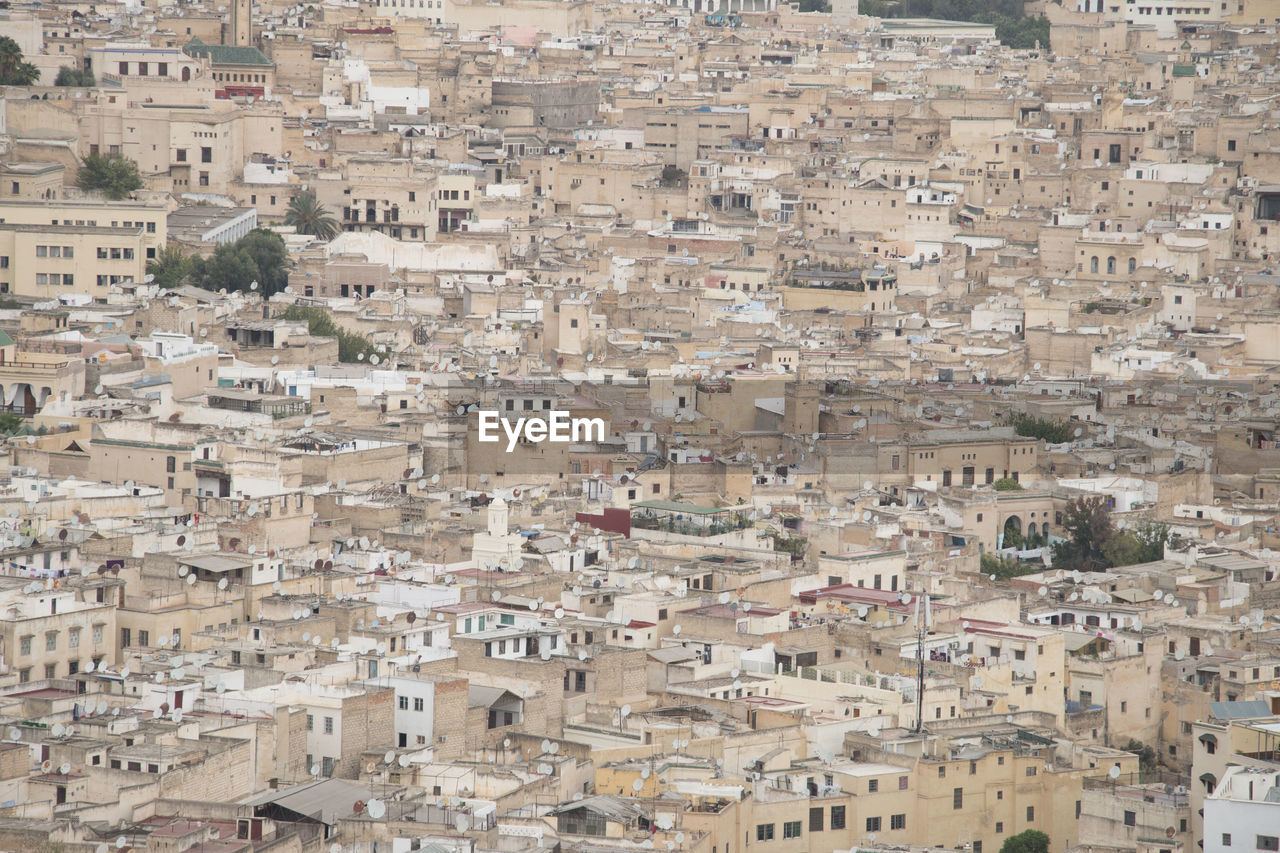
473,497,523,568
488,497,509,537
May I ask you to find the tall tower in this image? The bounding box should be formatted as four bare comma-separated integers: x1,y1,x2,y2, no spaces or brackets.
228,0,252,47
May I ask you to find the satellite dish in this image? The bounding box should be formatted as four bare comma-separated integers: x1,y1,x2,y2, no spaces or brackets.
51,724,65,738
367,799,386,819
1108,765,1121,779
58,762,71,774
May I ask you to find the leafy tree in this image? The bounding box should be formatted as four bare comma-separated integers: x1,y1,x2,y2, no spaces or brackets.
1010,413,1072,444
796,0,832,10
189,229,291,296
147,245,192,289
0,37,40,86
0,412,22,433
980,552,1039,580
284,193,339,241
54,66,95,87
1051,496,1115,572
659,165,686,188
1103,521,1175,568
280,304,377,363
76,153,143,200
1000,830,1050,853
770,532,808,561
992,477,1023,491
1121,739,1157,780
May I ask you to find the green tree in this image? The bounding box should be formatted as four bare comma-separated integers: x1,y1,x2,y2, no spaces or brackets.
236,229,291,295
0,37,40,86
284,192,339,241
796,0,831,10
1010,413,1072,444
980,552,1039,580
0,412,22,433
76,153,143,200
1051,496,1115,572
659,165,686,188
1000,830,1050,853
992,477,1023,491
147,245,192,290
190,229,290,296
280,304,376,363
54,66,95,87
1102,521,1175,568
1121,739,1157,780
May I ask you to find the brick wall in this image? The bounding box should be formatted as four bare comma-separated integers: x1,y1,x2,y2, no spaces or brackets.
336,688,395,779
432,677,469,761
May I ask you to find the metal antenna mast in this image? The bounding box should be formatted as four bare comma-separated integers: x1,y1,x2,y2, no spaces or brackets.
912,593,930,735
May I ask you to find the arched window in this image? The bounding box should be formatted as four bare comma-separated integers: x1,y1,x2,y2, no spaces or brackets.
1128,258,1137,274
1106,257,1117,274
1090,256,1099,274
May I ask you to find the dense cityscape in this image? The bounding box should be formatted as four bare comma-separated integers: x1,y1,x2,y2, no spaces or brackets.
0,0,1278,851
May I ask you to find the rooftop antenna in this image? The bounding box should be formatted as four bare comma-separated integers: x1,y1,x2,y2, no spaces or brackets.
912,592,931,735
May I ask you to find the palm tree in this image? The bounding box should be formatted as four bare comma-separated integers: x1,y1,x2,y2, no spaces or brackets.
0,37,40,86
285,193,339,241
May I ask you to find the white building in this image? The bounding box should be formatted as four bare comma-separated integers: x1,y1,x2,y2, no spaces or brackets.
1203,765,1280,853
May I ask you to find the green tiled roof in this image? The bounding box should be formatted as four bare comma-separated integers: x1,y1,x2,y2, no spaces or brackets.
1171,64,1195,78
185,37,274,67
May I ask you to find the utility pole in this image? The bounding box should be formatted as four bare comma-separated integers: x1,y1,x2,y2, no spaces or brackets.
912,592,930,735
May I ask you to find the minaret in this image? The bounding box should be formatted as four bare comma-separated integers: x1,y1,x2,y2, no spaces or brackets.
487,497,509,538
229,0,252,47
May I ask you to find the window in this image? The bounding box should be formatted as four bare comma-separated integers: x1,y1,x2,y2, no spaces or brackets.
782,822,801,839
121,628,131,648
953,788,963,809
69,628,80,648
868,779,878,792
756,824,774,842
398,696,409,710
830,807,845,830
996,822,1004,834
1026,806,1035,822
414,697,424,711
809,808,823,832
1026,766,1037,776
1124,811,1136,827
176,149,187,162
46,632,58,652
891,814,905,831
139,630,149,646
323,716,334,734
1258,837,1280,852
865,817,881,832
201,147,212,163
